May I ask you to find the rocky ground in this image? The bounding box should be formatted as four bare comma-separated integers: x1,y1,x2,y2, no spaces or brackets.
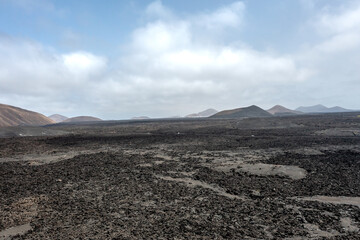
1,113,360,239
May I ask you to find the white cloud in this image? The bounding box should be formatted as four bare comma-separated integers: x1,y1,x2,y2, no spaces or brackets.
315,32,360,53
311,2,360,54
119,1,359,113
303,2,360,55
195,1,245,29
131,21,191,54
100,1,309,116
0,1,317,118
317,2,360,35
294,1,360,108
62,52,107,77
145,0,173,19
0,36,107,103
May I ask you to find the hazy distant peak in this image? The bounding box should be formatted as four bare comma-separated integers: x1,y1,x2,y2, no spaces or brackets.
185,108,218,118
63,116,102,123
295,104,351,113
48,114,68,123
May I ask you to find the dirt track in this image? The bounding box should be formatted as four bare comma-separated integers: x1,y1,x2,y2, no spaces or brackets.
1,113,360,239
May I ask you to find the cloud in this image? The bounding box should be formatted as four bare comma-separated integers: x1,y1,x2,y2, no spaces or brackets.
0,36,106,100
131,21,191,54
145,0,173,19
62,52,107,77
195,1,245,29
101,1,308,116
294,1,360,107
316,2,360,35
315,32,360,53
0,1,314,118
302,2,360,55
311,2,360,53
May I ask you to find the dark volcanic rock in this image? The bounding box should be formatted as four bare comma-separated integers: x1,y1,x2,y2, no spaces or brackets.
1,112,360,239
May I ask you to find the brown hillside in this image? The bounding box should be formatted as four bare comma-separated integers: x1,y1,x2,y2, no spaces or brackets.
0,103,55,128
267,105,302,115
211,105,272,119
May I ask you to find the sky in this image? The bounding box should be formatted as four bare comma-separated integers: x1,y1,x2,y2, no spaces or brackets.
0,0,360,119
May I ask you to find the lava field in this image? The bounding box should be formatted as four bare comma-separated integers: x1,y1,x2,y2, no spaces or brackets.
1,113,360,239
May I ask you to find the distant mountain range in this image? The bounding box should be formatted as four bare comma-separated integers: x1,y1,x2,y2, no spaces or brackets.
0,103,358,128
295,104,352,113
211,105,272,119
267,105,302,116
63,116,102,123
48,114,68,123
186,108,218,118
0,103,54,127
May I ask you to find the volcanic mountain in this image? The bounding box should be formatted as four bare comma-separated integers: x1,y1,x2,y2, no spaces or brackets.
186,108,218,118
211,105,272,119
296,104,352,113
0,103,54,127
63,116,102,123
48,114,68,123
267,105,302,116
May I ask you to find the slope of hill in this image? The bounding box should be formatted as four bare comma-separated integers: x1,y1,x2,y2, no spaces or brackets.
211,105,272,119
186,108,218,118
267,105,302,116
63,116,102,123
49,114,68,123
0,103,54,128
296,104,351,113
327,106,352,112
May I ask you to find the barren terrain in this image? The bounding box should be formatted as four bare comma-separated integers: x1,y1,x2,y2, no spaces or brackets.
1,113,360,239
